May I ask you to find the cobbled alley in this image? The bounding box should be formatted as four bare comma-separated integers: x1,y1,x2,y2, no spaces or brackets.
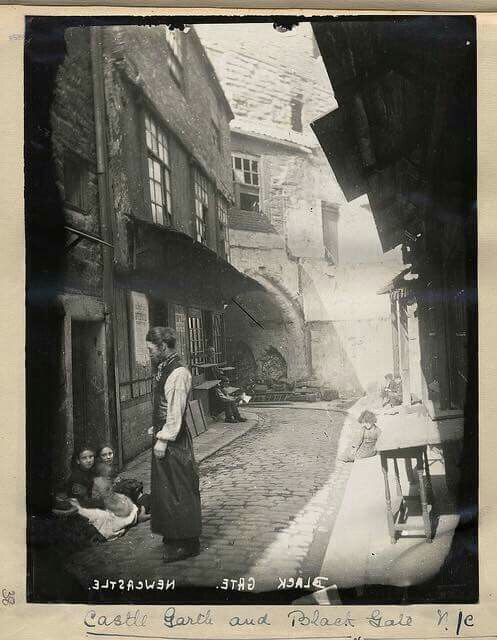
67,407,351,602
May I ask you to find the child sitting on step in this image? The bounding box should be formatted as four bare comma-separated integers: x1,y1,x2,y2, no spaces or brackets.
351,410,381,460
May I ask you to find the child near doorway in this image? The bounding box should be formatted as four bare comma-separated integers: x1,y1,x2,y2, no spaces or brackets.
96,444,151,516
66,444,98,507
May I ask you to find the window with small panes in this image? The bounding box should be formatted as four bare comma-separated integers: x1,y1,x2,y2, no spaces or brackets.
232,153,260,213
145,113,172,226
193,167,209,244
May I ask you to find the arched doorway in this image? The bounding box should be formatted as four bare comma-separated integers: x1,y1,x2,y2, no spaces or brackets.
260,346,287,383
229,340,257,387
225,272,310,384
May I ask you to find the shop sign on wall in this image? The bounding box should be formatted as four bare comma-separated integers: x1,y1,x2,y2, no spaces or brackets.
130,291,149,366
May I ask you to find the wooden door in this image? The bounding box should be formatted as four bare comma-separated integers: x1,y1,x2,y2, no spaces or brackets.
71,320,108,448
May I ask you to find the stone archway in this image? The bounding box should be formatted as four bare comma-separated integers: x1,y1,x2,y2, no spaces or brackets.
226,271,310,383
229,340,258,387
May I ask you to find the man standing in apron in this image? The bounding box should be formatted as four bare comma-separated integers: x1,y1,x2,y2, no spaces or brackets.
146,326,201,563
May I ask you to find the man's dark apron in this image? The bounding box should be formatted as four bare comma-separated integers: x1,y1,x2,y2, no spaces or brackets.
150,355,201,540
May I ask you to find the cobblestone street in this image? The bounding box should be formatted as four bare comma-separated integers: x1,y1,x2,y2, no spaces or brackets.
68,407,351,599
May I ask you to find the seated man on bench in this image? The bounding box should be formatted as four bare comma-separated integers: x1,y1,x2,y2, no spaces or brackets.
214,378,247,423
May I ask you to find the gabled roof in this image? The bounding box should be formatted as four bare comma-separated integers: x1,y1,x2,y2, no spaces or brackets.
190,27,234,121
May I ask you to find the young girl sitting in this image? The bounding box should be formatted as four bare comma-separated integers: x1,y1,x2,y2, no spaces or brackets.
96,444,151,517
341,410,381,462
96,444,121,480
66,444,100,508
351,410,381,460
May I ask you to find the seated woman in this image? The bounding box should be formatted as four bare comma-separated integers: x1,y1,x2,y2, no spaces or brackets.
96,444,151,516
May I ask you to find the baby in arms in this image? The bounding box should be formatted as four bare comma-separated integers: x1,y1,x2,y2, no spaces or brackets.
70,463,139,540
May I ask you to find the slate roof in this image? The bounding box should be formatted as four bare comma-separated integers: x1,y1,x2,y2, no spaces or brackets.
228,208,278,234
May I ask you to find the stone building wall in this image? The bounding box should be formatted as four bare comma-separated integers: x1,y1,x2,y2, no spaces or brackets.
199,23,344,247
101,25,235,269
51,27,103,298
98,25,237,460
198,23,403,397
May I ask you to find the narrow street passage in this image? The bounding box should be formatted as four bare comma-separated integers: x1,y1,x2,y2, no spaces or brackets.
68,407,349,599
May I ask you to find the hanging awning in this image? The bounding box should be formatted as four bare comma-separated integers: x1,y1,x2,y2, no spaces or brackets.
121,217,262,307
310,108,366,202
311,18,475,256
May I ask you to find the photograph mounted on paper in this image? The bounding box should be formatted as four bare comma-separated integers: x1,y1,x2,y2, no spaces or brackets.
25,14,477,605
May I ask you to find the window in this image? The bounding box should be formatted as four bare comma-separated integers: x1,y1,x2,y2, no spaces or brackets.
64,152,89,212
193,168,209,244
321,201,339,264
173,304,189,365
188,308,206,375
217,195,230,261
290,95,303,133
232,153,260,212
145,113,172,226
211,313,226,364
165,29,183,86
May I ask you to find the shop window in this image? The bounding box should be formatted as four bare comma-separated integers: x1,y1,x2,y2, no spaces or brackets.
165,29,183,86
211,313,226,364
188,308,206,375
290,95,303,133
145,113,172,226
64,152,89,213
232,153,260,213
321,201,339,264
193,167,208,244
173,304,189,365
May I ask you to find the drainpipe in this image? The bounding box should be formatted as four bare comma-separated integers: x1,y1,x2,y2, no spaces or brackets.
90,27,123,468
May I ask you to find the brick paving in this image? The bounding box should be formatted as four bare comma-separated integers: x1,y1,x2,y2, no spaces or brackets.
67,407,348,597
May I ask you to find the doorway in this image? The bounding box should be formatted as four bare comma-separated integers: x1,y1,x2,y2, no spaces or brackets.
71,320,109,448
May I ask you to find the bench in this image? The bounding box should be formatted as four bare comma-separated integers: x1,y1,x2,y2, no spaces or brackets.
193,380,220,391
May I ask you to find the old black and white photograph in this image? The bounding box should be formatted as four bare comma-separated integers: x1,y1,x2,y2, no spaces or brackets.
25,15,477,605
